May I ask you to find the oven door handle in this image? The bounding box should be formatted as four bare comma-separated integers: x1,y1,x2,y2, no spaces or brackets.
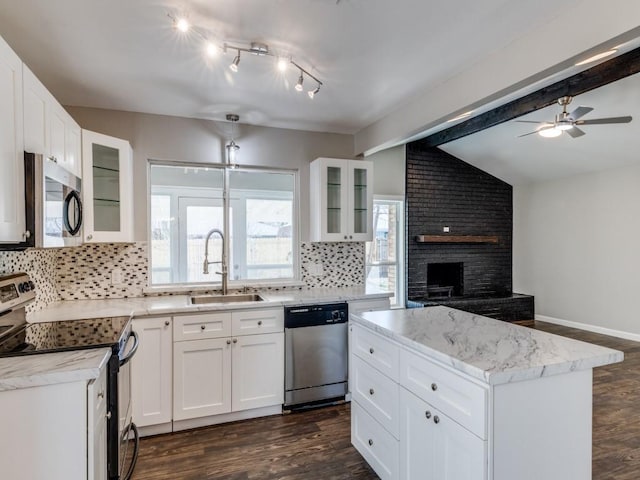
122,423,140,480
119,330,139,367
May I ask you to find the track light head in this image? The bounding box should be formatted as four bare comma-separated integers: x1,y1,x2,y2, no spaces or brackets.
175,17,190,33
277,56,289,72
308,85,321,99
295,72,304,92
230,51,241,72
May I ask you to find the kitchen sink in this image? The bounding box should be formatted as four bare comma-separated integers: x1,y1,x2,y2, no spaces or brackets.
190,294,264,305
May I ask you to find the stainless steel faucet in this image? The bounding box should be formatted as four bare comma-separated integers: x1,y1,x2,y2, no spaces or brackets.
203,228,228,295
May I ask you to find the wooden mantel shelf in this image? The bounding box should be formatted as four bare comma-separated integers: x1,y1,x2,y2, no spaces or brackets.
414,235,499,244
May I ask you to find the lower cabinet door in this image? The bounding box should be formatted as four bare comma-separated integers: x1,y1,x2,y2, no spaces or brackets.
400,388,486,480
231,332,284,411
173,338,232,420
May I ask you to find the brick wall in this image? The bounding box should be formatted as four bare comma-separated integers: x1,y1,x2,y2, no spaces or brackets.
406,143,512,300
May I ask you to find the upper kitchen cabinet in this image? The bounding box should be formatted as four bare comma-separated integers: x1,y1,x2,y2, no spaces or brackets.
310,157,374,242
82,130,134,243
0,35,26,243
23,65,82,178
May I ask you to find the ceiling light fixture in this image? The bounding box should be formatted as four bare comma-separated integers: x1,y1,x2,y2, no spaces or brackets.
575,49,618,66
308,85,321,99
175,17,190,33
225,114,240,164
167,12,323,99
538,126,562,138
230,51,241,72
295,72,304,92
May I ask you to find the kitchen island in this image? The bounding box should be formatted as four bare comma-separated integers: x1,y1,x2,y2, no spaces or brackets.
350,306,623,480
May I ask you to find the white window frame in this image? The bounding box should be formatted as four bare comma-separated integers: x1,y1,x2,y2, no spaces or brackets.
366,195,405,308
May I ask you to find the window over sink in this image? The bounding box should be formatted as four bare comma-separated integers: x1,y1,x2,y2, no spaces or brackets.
149,162,298,286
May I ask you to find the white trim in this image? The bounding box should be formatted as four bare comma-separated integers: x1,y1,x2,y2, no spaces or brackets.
536,314,640,342
172,405,282,432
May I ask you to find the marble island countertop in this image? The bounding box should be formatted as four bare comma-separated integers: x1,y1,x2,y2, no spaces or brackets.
353,306,624,385
0,348,111,391
28,286,392,322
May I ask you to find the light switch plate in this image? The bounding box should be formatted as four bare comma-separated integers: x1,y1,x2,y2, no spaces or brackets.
111,268,124,285
443,226,450,233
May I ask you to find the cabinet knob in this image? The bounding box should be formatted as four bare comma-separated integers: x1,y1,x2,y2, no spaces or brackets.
434,415,440,424
425,410,431,419
431,383,438,391
344,235,348,239
106,411,112,420
164,320,170,326
258,320,263,326
349,235,353,239
368,439,374,446
22,230,31,240
233,338,238,344
97,391,104,400
369,388,375,395
201,325,206,331
87,234,93,241
226,339,231,345
369,347,374,354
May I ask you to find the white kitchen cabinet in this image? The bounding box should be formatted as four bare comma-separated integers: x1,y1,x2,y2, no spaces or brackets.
310,157,374,242
400,387,486,480
82,129,134,243
87,364,108,480
232,332,284,411
23,63,82,178
173,337,232,420
0,35,25,243
131,317,173,428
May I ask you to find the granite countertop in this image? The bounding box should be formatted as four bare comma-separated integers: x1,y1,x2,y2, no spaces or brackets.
0,348,111,391
352,306,623,386
28,286,392,322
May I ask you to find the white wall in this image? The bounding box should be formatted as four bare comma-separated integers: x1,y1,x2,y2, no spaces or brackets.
513,163,640,335
368,145,406,197
67,107,356,242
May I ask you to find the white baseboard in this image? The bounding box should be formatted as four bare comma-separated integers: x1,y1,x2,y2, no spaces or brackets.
536,314,640,342
172,405,282,432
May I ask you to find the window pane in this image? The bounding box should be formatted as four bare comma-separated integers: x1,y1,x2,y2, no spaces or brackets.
366,265,398,306
150,194,171,284
185,205,224,283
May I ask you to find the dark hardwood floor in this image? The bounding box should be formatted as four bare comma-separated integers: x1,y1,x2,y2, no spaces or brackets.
132,321,640,480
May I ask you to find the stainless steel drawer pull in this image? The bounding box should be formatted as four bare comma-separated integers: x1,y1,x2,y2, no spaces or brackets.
434,415,440,424
226,339,231,345
368,439,373,446
258,320,263,326
164,320,170,326
369,388,375,395
425,410,431,419
201,325,206,330
431,383,438,391
97,391,104,399
233,338,238,344
369,347,374,354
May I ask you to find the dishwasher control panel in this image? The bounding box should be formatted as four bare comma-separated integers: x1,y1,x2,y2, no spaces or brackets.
284,303,348,328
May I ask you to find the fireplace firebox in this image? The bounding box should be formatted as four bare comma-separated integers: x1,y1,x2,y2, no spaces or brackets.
427,262,463,298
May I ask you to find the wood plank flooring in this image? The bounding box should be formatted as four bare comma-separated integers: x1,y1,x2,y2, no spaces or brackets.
132,321,640,480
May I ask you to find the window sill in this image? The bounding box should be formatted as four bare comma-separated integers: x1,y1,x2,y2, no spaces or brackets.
143,280,306,295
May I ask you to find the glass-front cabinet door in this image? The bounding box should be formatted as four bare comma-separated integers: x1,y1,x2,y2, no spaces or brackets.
82,130,133,243
310,158,373,242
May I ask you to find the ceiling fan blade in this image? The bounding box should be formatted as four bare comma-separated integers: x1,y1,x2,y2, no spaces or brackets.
517,130,542,138
575,116,632,125
515,120,547,124
566,127,586,138
568,106,593,120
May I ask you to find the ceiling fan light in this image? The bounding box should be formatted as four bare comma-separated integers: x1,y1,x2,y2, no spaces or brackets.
538,127,562,138
175,17,190,33
556,123,573,131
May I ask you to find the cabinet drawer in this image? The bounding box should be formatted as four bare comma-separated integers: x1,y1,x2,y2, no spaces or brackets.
400,349,487,439
352,354,400,439
351,400,399,480
352,324,399,378
173,312,232,341
232,308,284,336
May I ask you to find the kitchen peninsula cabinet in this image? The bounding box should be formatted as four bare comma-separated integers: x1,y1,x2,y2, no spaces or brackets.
0,34,25,243
82,130,134,243
351,306,623,480
310,157,373,242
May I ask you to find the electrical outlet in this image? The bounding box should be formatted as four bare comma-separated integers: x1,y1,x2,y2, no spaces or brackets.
443,226,450,233
111,268,124,285
309,262,324,277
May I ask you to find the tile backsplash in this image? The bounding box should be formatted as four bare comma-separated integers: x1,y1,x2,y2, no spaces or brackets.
0,240,365,311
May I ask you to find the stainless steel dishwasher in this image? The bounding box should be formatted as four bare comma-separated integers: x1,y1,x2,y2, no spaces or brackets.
284,303,348,408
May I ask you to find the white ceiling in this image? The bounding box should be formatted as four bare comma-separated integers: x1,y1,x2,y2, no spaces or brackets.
0,0,581,134
440,72,640,185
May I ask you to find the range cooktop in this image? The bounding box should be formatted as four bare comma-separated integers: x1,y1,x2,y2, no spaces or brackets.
0,317,131,357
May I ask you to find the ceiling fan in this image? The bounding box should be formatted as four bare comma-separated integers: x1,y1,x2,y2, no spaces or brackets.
517,96,632,138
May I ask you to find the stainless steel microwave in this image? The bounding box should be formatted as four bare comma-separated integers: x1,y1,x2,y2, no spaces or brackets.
27,152,83,248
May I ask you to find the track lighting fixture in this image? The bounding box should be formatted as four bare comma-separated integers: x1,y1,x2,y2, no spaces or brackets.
295,72,304,92
167,12,323,99
230,51,241,72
